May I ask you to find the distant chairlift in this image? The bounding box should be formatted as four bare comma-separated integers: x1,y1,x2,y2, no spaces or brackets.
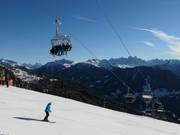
124,87,136,103
142,78,166,119
152,97,167,120
50,18,72,57
142,78,153,100
152,98,166,113
142,78,153,115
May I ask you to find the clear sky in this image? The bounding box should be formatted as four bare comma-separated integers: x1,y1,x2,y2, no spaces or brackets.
1,0,180,64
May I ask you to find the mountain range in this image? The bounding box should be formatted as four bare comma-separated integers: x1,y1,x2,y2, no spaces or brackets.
1,56,180,75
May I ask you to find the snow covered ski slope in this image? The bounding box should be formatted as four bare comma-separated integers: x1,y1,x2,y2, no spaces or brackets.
0,86,180,135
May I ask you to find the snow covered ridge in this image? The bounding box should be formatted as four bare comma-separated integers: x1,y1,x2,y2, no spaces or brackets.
2,56,180,70
43,58,135,69
21,63,42,69
0,86,180,135
0,58,18,67
85,59,101,67
0,58,42,69
41,57,180,71
13,68,41,82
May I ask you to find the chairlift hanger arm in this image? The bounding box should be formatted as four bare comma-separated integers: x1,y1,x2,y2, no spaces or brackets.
55,18,62,37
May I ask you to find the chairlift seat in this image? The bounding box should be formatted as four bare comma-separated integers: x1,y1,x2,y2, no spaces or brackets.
124,93,136,103
50,35,72,56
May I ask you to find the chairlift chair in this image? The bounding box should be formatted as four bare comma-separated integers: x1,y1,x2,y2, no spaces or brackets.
124,88,136,103
50,19,72,57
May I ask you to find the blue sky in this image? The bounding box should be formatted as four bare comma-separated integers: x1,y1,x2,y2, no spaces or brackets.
1,0,180,64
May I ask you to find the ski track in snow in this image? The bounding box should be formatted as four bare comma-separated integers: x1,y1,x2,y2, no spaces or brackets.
0,86,180,135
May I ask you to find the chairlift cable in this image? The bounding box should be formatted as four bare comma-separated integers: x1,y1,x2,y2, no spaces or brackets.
96,0,132,56
95,0,137,93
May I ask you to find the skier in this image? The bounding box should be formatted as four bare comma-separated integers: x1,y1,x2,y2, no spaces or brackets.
43,102,52,121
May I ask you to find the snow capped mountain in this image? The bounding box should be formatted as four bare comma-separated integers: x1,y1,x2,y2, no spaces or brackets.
109,56,147,67
40,56,180,72
83,57,143,68
40,57,147,70
0,58,42,69
84,57,180,76
0,58,18,67
85,59,101,67
21,63,42,69
85,59,116,68
44,59,75,69
0,86,180,135
40,57,145,70
55,59,74,65
2,56,180,72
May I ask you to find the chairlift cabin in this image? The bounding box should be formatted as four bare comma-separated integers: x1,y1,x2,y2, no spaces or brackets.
50,19,72,56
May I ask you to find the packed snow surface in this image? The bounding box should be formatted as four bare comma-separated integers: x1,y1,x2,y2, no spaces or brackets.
0,86,180,135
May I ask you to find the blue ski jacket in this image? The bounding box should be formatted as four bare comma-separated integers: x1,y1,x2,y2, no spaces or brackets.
45,102,52,113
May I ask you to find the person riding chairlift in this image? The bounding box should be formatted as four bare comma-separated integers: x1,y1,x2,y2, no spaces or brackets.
50,45,62,56
65,43,72,51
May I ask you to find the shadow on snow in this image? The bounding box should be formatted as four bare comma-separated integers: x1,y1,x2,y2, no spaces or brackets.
13,117,55,123
13,117,43,122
